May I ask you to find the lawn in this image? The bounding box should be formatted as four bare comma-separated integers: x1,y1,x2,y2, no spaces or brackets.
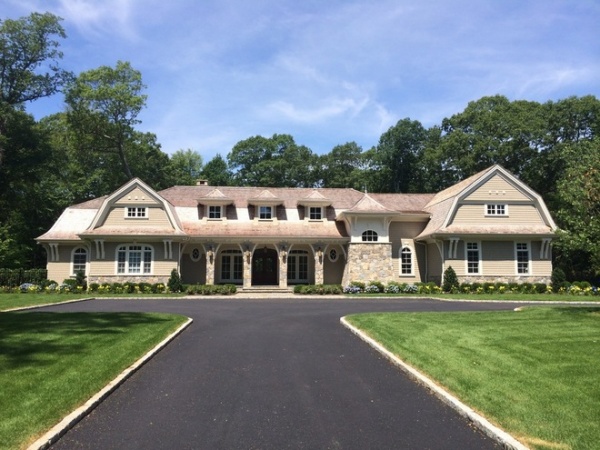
346,307,600,450
0,311,189,450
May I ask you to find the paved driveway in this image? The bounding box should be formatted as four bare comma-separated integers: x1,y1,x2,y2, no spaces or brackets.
43,297,517,449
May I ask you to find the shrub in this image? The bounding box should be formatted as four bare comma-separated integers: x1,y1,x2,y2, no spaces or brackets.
343,285,362,294
442,266,459,293
367,281,385,293
350,281,365,290
89,283,100,292
364,284,380,293
551,268,567,292
534,283,547,294
520,283,533,294
293,285,307,294
385,282,401,294
168,269,183,293
459,282,472,294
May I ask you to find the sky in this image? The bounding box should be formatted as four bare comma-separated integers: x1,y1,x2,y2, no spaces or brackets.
3,0,600,160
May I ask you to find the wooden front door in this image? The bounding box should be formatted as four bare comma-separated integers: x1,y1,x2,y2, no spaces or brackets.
252,248,278,285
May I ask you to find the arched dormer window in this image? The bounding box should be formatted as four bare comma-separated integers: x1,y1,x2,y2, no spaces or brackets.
400,246,413,275
72,247,87,275
362,230,378,242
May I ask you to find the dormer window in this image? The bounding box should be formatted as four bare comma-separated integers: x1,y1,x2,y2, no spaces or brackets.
259,206,272,220
486,204,507,216
126,207,147,218
309,206,322,220
208,205,222,219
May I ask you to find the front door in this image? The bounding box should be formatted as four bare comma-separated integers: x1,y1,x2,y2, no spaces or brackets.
252,248,278,285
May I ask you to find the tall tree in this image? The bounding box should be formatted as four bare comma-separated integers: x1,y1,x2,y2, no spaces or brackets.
65,61,147,179
199,154,233,186
317,142,364,189
168,149,203,185
228,134,317,187
371,118,428,192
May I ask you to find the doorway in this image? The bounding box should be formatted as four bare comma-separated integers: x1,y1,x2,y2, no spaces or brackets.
252,248,278,285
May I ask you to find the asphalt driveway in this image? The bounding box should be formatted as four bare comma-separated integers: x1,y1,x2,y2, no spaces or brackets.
42,297,517,449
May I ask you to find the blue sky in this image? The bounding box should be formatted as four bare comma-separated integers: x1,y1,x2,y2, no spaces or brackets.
4,0,600,160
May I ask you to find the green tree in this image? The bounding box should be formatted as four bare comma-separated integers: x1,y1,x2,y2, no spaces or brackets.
371,118,428,192
65,61,147,179
228,134,317,187
200,154,233,186
168,149,203,185
554,139,600,280
318,142,365,189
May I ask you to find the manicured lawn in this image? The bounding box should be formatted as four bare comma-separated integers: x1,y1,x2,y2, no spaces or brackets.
0,312,188,450
346,307,600,450
352,292,600,302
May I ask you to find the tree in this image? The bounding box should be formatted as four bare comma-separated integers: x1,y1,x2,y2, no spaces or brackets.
65,61,147,179
0,12,68,107
228,134,317,187
318,142,365,189
200,154,233,186
168,149,203,185
371,118,428,192
554,139,600,280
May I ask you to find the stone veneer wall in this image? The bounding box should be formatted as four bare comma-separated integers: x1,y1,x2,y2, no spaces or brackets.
88,276,169,285
458,275,551,285
342,243,394,286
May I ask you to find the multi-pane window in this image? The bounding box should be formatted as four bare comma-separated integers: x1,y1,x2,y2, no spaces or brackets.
400,247,412,275
309,207,322,220
362,230,378,242
126,207,147,218
287,250,309,282
486,204,507,216
466,242,480,274
208,205,222,219
516,243,530,274
117,245,153,274
72,248,87,275
259,206,272,219
221,250,243,282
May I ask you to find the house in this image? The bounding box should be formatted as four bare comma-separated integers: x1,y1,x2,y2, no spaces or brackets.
36,165,557,288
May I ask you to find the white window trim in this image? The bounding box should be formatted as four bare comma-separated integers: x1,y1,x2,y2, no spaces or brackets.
515,241,532,275
308,206,323,221
116,244,154,275
399,246,414,276
465,241,482,275
258,205,273,220
208,205,223,220
71,247,88,276
485,203,508,216
125,206,148,219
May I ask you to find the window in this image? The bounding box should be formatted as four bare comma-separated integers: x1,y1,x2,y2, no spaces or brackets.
516,243,530,274
486,204,507,216
208,205,222,219
362,230,378,242
126,207,147,218
466,242,480,274
259,206,272,219
288,250,308,282
400,247,413,275
72,248,87,275
328,248,338,262
309,207,322,220
190,248,201,262
117,245,153,274
221,250,243,282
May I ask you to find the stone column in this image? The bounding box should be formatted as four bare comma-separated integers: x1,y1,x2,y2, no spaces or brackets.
243,250,252,289
279,249,288,289
205,249,215,285
314,248,324,285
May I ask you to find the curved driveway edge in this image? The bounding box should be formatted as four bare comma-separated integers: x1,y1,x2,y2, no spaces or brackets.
340,316,529,450
27,317,194,450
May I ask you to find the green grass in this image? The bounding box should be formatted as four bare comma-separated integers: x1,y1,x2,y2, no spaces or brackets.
0,311,188,450
351,292,600,301
346,307,600,450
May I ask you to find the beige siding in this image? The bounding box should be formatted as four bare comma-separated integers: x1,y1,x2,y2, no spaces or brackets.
464,174,532,201
451,204,543,225
47,245,88,282
114,187,161,205
89,242,176,277
102,206,172,228
389,221,427,283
